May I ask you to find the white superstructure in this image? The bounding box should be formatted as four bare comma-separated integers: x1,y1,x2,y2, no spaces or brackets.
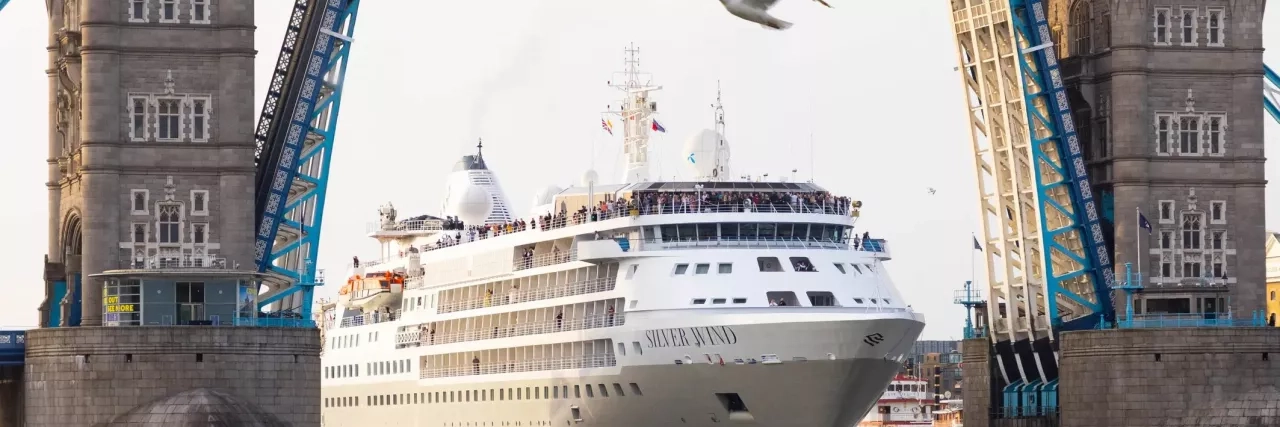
318,48,925,427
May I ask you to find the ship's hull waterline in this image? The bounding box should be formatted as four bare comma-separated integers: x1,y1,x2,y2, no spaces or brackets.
322,316,925,427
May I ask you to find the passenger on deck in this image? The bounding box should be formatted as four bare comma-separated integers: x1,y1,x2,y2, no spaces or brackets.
473,356,480,375
606,305,616,326
352,256,359,268
508,284,519,304
555,311,564,330
484,289,493,307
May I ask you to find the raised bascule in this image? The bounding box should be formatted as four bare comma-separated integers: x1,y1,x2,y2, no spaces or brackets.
252,0,361,320
951,0,1116,413
951,0,1277,425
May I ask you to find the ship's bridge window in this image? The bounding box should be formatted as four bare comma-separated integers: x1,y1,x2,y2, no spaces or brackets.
695,264,710,274
757,257,783,272
718,263,733,274
850,264,863,274
674,264,689,275
834,263,847,274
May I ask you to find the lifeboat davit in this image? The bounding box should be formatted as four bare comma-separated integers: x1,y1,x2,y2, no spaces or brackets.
336,270,406,312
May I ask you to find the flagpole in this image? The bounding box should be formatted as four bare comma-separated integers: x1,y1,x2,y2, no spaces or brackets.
1135,207,1141,285
971,233,977,287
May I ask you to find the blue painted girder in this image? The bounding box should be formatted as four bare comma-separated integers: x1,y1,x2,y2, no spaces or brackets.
1265,64,1279,125
1008,0,1116,330
254,0,361,318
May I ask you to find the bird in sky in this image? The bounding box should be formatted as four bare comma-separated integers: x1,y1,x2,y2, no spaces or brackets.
928,187,937,195
718,0,793,30
814,0,832,7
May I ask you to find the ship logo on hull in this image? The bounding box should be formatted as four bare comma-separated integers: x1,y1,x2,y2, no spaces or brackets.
863,333,885,346
644,326,738,348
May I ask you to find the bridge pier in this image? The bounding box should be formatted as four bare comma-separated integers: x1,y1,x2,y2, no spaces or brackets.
0,365,21,427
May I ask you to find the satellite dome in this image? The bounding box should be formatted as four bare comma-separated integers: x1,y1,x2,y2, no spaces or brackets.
445,183,493,226
581,170,600,187
682,129,723,180
532,185,563,207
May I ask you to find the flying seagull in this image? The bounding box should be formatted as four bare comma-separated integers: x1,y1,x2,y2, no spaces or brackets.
814,0,832,7
928,187,936,195
719,0,793,30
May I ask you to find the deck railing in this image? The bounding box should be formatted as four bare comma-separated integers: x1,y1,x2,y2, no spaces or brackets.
333,309,403,328
513,249,579,271
419,354,617,379
1117,311,1267,329
437,277,615,314
369,200,855,256
403,313,624,348
638,236,853,251
115,256,235,270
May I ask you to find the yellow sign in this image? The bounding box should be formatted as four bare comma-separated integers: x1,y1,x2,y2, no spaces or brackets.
106,304,136,313
103,296,137,313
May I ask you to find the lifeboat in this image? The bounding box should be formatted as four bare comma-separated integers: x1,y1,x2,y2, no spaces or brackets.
336,269,406,312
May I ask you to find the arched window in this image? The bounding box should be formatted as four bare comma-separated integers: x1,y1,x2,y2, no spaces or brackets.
1181,213,1202,250
158,204,181,244
1070,0,1093,56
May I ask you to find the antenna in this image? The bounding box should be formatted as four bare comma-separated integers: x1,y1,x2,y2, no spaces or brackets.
710,81,731,181
603,43,662,184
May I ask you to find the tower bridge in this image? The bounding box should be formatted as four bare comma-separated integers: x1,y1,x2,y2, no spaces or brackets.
950,0,1280,426
0,0,1275,424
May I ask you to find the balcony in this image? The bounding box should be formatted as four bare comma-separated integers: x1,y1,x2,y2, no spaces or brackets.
438,277,616,314
420,354,617,379
399,313,626,348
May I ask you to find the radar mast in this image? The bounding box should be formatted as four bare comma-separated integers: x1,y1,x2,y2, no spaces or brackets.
604,43,662,184
710,81,732,181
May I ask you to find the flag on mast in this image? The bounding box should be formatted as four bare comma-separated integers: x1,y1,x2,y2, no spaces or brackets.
1138,211,1153,233
601,118,614,136
972,236,983,251
651,119,667,133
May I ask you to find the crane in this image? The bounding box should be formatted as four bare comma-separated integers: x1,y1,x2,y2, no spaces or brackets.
251,0,362,323
950,0,1116,418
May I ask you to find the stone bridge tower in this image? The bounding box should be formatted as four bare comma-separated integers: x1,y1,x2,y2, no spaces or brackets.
1047,0,1268,317
42,0,257,327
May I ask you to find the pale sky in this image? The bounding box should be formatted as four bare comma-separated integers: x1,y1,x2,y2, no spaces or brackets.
0,1,1276,339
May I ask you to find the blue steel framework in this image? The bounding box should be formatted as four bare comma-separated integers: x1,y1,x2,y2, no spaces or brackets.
960,0,1280,418
1266,64,1279,125
986,0,1119,417
0,330,24,367
0,0,10,14
252,0,361,321
1009,0,1116,331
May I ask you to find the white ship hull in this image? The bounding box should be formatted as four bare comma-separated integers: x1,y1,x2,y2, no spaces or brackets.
322,314,924,427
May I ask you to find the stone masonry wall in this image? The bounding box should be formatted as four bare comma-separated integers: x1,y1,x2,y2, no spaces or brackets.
1059,328,1280,427
0,365,22,427
962,338,992,427
23,326,320,426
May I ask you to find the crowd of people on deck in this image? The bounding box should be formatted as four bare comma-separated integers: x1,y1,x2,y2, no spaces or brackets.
408,190,856,252
631,190,853,215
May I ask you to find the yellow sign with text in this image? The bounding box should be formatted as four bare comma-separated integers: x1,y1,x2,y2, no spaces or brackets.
103,296,137,313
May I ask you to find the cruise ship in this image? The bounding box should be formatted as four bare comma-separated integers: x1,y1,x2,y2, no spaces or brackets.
317,47,926,427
